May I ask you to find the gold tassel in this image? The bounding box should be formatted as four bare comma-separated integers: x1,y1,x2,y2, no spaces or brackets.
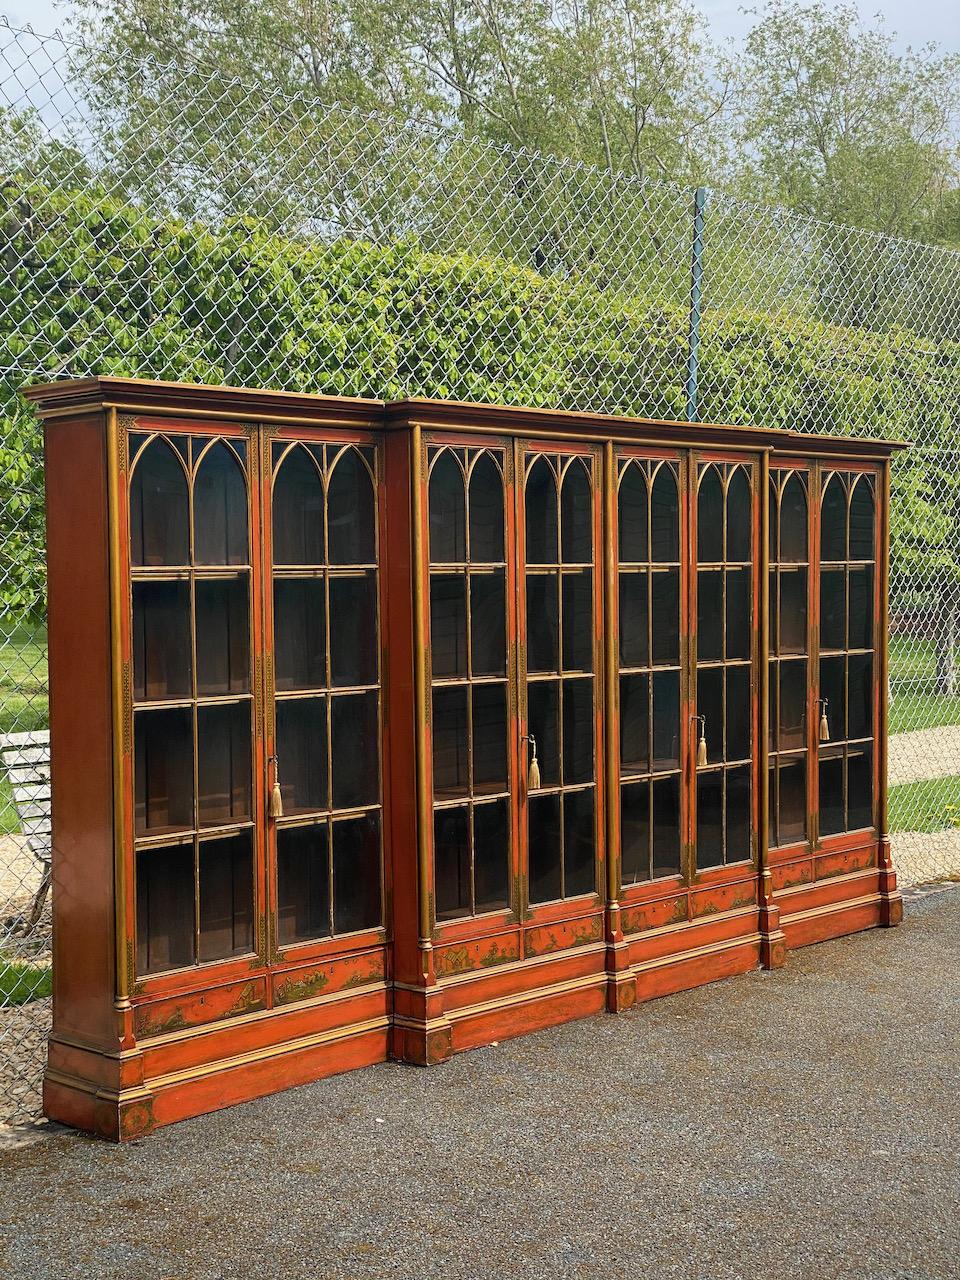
269,757,284,818
819,700,830,742
527,736,541,791
697,724,708,768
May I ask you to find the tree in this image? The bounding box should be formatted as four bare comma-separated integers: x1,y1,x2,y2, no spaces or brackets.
731,1,960,243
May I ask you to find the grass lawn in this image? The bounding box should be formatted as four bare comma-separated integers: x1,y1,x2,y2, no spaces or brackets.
889,774,960,833
889,634,960,734
0,623,48,836
0,960,52,1005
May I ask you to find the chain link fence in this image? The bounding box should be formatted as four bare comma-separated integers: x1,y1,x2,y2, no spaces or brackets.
1,18,959,1123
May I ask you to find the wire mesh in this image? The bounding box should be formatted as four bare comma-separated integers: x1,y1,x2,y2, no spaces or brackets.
1,18,959,1121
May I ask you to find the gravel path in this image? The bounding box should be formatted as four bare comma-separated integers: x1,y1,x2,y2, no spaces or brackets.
0,888,957,1280
889,723,960,786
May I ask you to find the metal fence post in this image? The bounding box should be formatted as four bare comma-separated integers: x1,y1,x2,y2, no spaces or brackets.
685,186,707,423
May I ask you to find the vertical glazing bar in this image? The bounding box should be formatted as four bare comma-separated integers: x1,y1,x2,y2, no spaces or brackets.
107,407,131,1007
685,187,707,424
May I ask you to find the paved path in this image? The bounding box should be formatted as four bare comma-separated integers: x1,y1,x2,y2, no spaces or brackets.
1,888,958,1280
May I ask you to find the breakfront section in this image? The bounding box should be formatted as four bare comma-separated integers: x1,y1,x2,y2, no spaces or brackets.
32,377,905,1136
34,378,391,1140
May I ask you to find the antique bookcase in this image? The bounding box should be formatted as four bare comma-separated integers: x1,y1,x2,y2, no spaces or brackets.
27,377,905,1139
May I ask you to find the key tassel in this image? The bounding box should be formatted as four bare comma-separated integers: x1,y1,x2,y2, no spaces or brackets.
819,700,830,742
269,757,284,818
697,725,708,768
528,735,541,791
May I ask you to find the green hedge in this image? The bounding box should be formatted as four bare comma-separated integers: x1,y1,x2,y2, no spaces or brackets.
3,183,960,622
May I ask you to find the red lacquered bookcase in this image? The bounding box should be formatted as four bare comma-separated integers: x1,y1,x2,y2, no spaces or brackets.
24,377,906,1139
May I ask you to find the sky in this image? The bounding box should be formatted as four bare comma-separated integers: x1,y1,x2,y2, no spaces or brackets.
6,0,960,55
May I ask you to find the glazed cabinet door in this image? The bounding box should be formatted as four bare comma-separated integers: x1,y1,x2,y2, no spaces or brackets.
264,435,385,956
520,446,603,912
816,468,878,839
127,424,262,980
693,460,757,873
426,443,515,922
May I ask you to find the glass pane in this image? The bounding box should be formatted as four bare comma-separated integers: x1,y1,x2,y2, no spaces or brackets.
819,656,846,744
821,476,847,561
134,707,193,835
133,581,191,700
619,572,648,669
652,670,680,770
768,660,778,752
194,443,248,566
430,573,467,679
620,673,649,776
697,467,722,562
768,765,776,848
848,567,874,651
768,478,778,564
848,745,874,830
526,458,558,565
474,799,510,912
328,448,375,565
561,459,592,564
196,578,250,696
621,781,650,885
696,771,723,870
432,686,469,799
726,467,752,562
277,697,328,814
470,571,506,677
199,832,253,961
473,683,508,794
526,572,559,672
329,573,378,688
528,680,560,787
131,439,189,567
726,665,751,761
618,465,648,563
435,805,470,920
429,451,466,564
650,465,679,563
277,824,330,945
779,660,807,751
779,473,808,563
779,569,807,654
652,775,681,878
273,447,324,565
819,750,844,836
769,570,777,657
726,568,751,660
848,653,874,740
274,579,325,691
197,703,251,826
331,690,379,809
778,758,807,845
725,765,751,862
333,812,381,933
820,569,846,652
469,453,504,563
697,570,722,662
562,678,594,785
848,479,875,561
562,570,593,672
529,794,562,904
564,788,595,896
696,667,723,765
136,845,194,974
651,568,679,666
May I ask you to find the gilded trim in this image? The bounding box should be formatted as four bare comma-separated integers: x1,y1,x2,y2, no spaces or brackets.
107,407,131,1003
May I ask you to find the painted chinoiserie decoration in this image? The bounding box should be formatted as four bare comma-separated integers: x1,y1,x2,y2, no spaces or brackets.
26,377,906,1140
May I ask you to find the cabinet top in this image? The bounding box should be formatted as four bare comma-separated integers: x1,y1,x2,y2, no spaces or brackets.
23,375,909,459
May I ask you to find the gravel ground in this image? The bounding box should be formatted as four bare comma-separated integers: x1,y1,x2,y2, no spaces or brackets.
0,888,958,1280
888,723,960,786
